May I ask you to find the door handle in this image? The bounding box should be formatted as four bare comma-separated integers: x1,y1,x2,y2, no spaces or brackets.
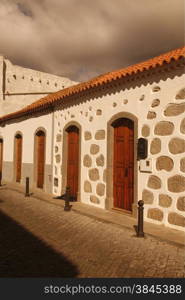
125,168,128,177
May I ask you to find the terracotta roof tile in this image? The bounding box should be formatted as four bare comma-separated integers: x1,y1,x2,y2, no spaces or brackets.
0,46,184,123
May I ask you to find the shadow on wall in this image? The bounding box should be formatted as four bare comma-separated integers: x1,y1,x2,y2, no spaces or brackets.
0,209,79,277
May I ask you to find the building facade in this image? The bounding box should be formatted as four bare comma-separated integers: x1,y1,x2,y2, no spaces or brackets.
0,47,185,232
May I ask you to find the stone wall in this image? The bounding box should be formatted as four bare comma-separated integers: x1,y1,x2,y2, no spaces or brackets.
141,85,185,230
53,107,107,207
52,65,185,232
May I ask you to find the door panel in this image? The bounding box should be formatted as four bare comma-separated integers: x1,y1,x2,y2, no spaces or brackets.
15,136,22,182
37,133,45,188
113,118,134,211
67,126,79,200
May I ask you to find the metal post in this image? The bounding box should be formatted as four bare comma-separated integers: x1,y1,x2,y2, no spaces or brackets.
64,186,71,211
137,200,144,237
0,172,2,186
25,177,30,197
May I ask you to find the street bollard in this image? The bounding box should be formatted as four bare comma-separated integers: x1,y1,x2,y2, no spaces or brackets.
137,200,144,237
134,200,145,237
64,186,71,211
0,172,2,186
25,177,30,197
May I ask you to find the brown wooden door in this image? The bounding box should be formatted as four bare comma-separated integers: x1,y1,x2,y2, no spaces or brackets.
37,132,45,188
67,126,79,200
15,135,22,182
113,118,134,211
0,139,3,180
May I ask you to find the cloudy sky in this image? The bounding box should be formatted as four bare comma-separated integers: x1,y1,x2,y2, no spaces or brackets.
0,0,184,82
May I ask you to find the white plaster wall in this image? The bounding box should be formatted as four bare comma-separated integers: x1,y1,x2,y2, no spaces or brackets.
0,113,53,165
0,57,77,116
0,56,3,97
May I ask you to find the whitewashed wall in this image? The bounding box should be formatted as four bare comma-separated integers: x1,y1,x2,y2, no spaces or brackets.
0,113,53,164
0,55,77,116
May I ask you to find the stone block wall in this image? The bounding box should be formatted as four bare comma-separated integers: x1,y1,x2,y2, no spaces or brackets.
53,106,107,209
141,86,185,230
52,66,185,232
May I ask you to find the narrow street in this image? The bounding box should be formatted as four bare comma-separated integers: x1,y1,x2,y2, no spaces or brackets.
0,187,184,278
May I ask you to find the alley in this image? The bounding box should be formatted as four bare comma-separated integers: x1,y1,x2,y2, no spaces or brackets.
0,187,184,278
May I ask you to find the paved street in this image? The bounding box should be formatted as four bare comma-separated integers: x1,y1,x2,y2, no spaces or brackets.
0,187,184,278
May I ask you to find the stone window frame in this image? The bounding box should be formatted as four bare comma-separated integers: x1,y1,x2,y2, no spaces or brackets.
33,127,47,190
106,112,138,217
61,121,82,201
13,131,23,183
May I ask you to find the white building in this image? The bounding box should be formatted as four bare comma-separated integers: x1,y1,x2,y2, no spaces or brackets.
0,46,185,232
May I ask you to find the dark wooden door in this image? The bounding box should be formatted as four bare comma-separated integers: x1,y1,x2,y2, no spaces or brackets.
15,135,22,182
67,126,79,200
37,132,45,188
0,139,3,180
113,118,134,211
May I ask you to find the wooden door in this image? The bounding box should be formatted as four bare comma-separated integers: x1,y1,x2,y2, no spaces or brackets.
67,126,79,200
113,118,134,211
0,139,3,180
15,135,22,182
37,132,45,188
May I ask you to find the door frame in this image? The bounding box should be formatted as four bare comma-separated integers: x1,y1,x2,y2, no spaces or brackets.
13,132,23,183
61,121,81,201
34,127,46,190
106,112,138,216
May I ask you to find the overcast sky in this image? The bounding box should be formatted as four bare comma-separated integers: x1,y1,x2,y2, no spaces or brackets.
0,0,184,82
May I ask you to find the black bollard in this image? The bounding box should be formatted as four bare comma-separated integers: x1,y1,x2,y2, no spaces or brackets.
64,186,71,211
0,172,2,186
137,200,144,237
25,177,30,197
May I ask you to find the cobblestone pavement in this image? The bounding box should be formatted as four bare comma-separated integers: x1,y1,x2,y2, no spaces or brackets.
0,188,184,278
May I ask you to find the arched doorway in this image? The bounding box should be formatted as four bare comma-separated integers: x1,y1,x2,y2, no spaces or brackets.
66,125,79,200
35,130,46,189
112,118,134,211
0,139,3,182
14,134,22,183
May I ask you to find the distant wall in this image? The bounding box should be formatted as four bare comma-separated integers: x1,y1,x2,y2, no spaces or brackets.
0,56,77,116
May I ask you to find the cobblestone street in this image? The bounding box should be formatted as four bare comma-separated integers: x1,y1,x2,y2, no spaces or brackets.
0,187,184,278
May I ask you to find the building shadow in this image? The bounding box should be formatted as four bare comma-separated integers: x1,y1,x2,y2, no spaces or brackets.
0,210,79,277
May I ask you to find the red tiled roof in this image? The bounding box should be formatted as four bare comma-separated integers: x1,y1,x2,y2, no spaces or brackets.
0,46,185,123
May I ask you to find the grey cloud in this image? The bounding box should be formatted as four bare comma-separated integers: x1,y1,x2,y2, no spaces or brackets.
17,2,33,17
0,0,184,81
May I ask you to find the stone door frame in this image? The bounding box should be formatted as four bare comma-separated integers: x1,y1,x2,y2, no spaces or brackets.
61,121,82,201
106,112,138,216
33,127,47,190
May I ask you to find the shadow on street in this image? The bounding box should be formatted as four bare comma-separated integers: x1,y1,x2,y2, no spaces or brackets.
0,209,79,277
